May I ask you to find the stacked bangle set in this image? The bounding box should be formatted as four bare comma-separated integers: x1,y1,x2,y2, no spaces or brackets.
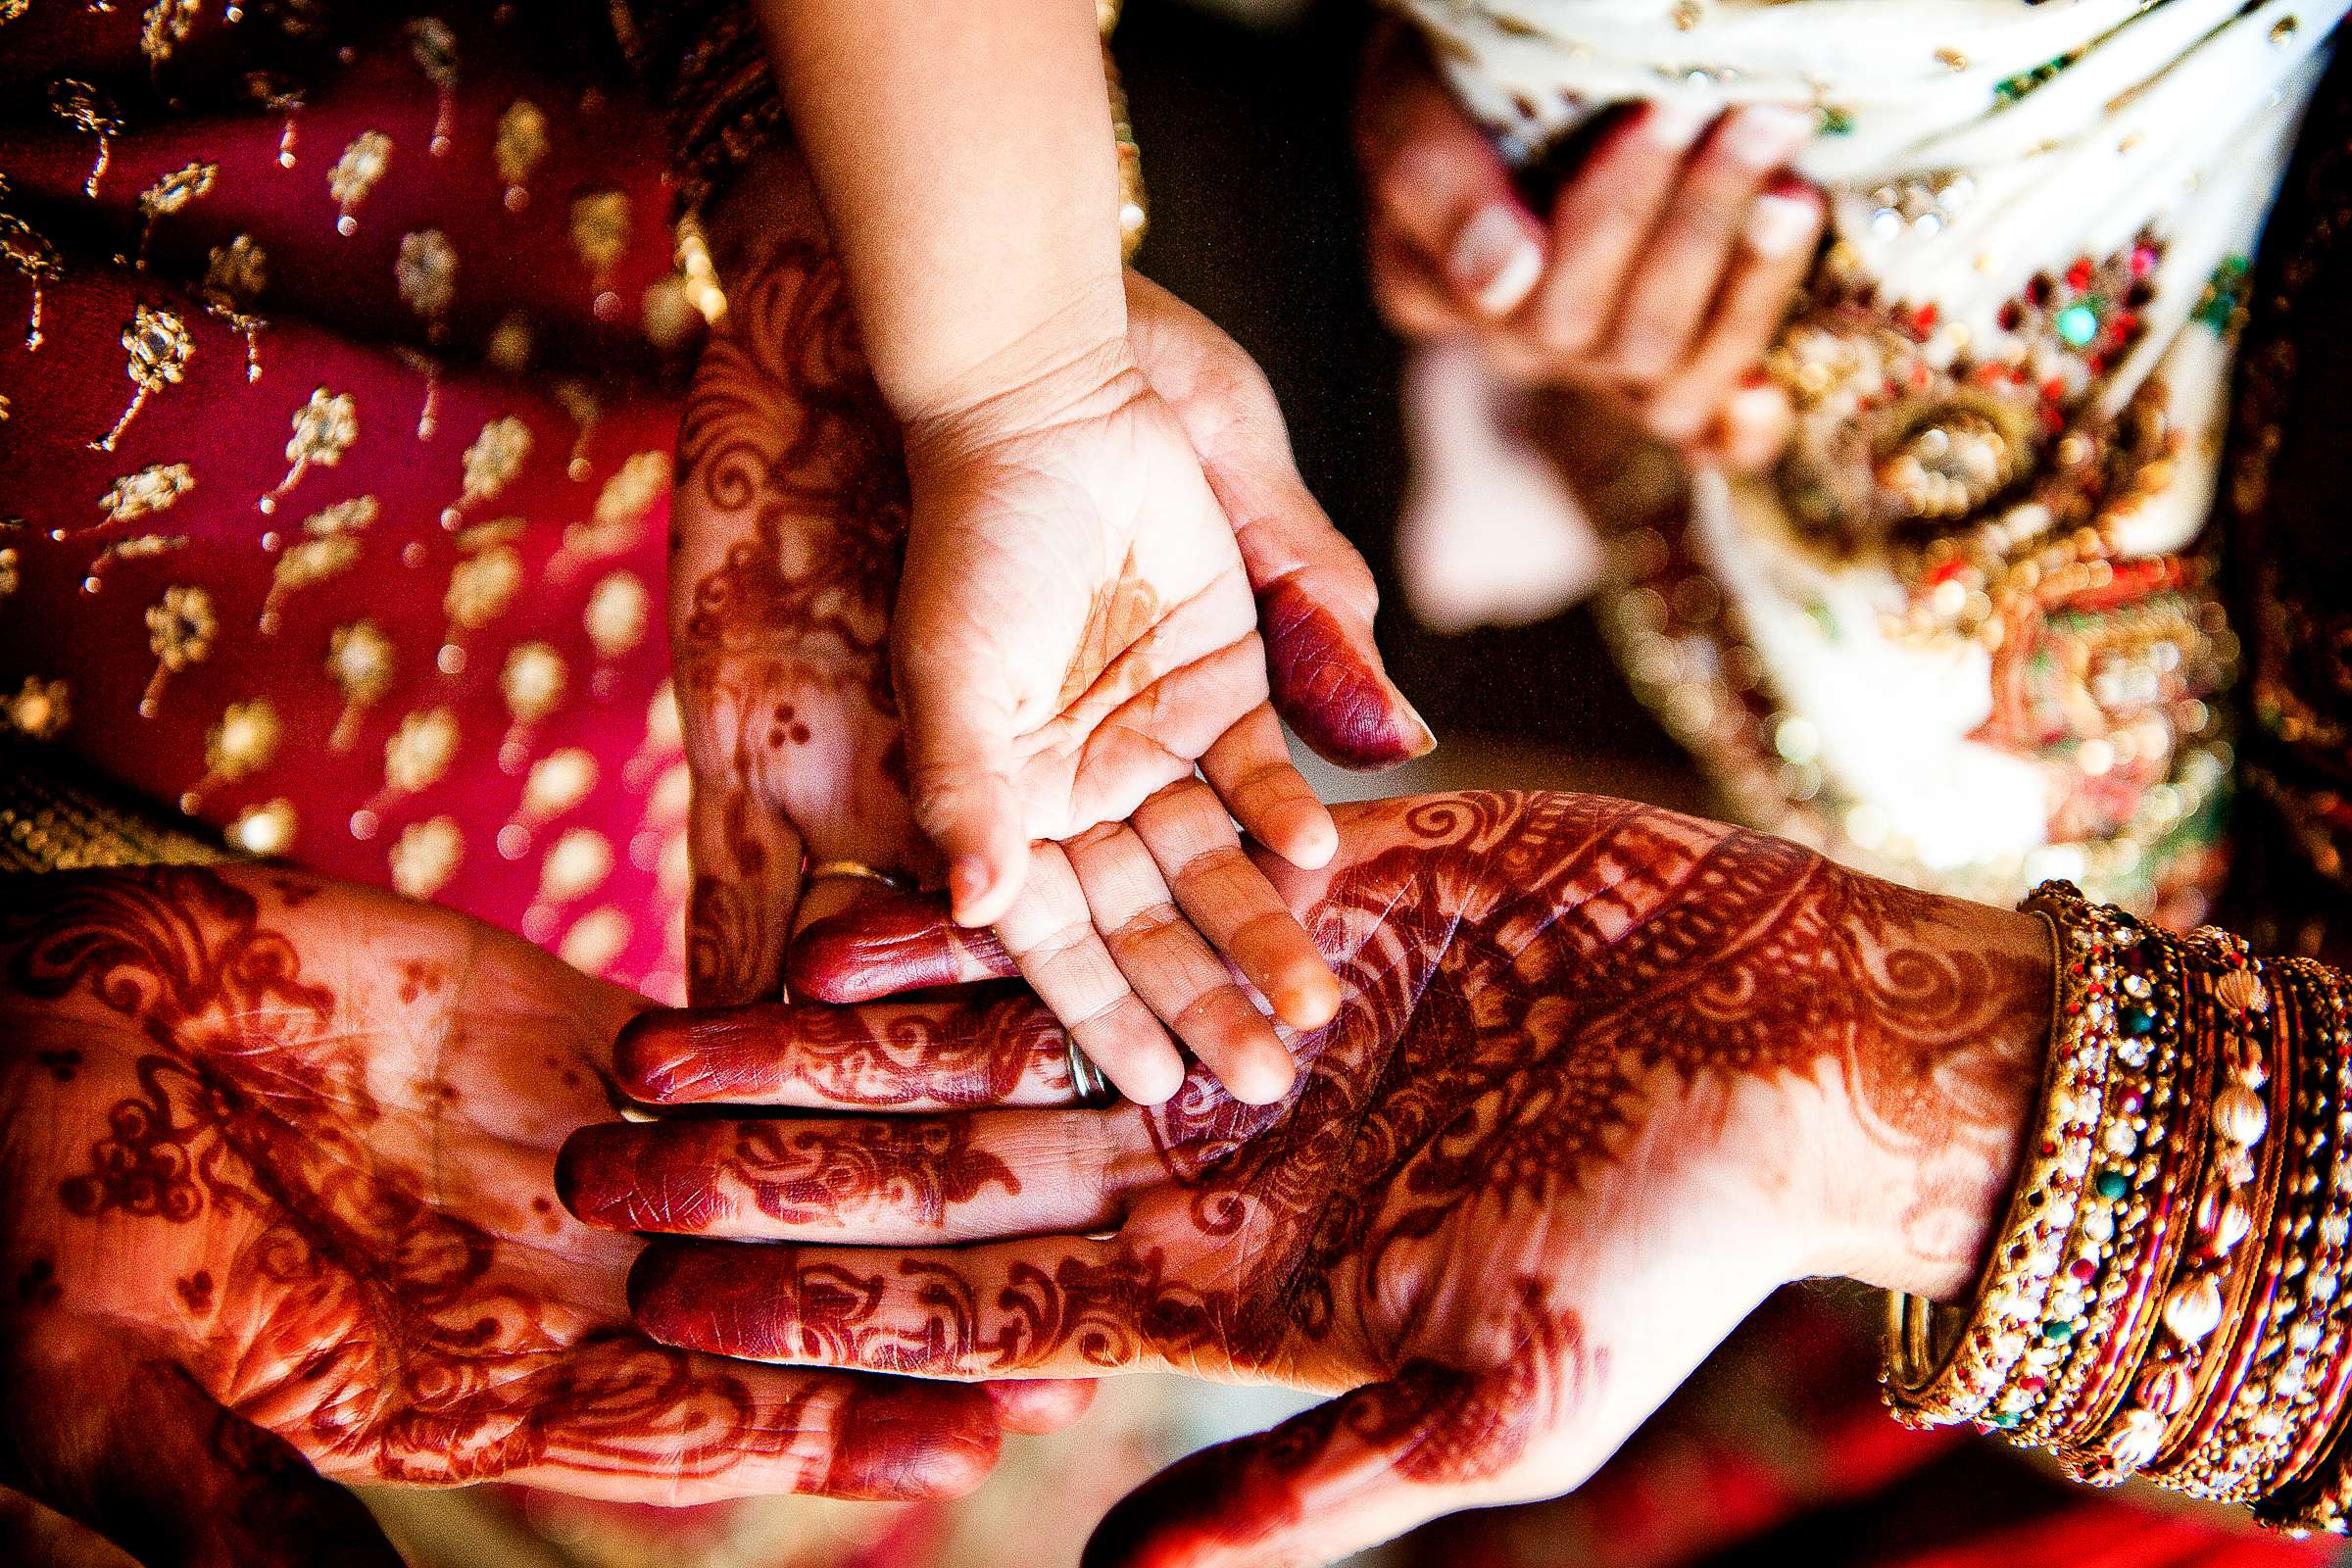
1886,880,2352,1534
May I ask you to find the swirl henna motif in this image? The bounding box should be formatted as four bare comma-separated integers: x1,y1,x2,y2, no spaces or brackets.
0,866,1012,1530
576,790,2052,1562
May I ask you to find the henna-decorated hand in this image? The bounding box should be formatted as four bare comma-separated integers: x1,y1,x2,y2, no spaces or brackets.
1356,20,1822,470
673,162,1431,1104
0,866,1043,1567
561,792,2052,1567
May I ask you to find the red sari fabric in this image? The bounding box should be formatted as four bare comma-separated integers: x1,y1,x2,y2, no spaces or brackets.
1,3,695,999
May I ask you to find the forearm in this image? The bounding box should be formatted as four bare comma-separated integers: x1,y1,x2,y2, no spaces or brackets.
754,0,1128,418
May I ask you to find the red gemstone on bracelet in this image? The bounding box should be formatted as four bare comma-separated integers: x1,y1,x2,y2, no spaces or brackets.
2072,1258,2097,1280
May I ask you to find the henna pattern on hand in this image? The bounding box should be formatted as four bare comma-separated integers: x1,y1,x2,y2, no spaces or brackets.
562,1113,1019,1235
0,867,1005,1506
630,791,2046,1396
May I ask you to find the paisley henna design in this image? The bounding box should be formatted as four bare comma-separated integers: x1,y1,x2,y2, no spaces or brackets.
0,865,1016,1540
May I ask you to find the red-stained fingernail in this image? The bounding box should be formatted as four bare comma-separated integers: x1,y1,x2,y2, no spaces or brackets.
1644,96,1713,152
826,1383,1004,1501
949,858,994,923
1259,578,1436,770
788,891,1013,1002
1446,205,1543,317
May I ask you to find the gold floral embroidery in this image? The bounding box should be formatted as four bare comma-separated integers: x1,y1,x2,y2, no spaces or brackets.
559,906,630,974
390,815,464,899
502,641,566,723
88,533,187,582
0,212,58,349
243,71,306,169
396,228,457,327
641,275,700,350
228,798,297,857
183,697,282,812
204,233,270,381
0,546,17,597
6,676,69,740
569,188,631,287
141,583,216,715
538,827,613,904
91,306,192,453
495,99,548,211
302,495,379,536
140,0,202,71
326,619,395,751
521,746,598,820
259,497,375,631
444,546,522,634
205,699,280,779
407,17,460,156
134,161,216,266
443,416,530,525
47,78,121,197
555,381,600,481
486,314,532,373
585,570,650,659
260,389,357,513
329,130,392,236
0,1,30,24
567,450,668,558
385,707,460,795
453,516,523,554
99,462,195,524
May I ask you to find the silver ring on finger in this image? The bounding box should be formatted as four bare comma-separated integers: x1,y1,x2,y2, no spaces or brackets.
1067,1039,1117,1107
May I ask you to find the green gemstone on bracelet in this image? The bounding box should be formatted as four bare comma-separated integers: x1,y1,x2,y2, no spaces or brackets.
2042,1319,2076,1343
2056,302,2101,348
2095,1169,2132,1200
2119,1003,2156,1036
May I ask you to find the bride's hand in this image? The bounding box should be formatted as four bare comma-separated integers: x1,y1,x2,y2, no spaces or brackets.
0,866,1026,1564
673,169,1428,1103
1354,20,1824,470
561,790,2051,1567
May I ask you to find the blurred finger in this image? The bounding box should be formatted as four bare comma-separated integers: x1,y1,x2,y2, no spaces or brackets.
995,842,1186,1104
1709,377,1798,473
491,1341,1004,1505
1369,228,1473,340
1134,778,1339,1034
986,1380,1099,1436
1201,705,1336,870
630,1236,1175,1379
1528,100,1713,361
1644,181,1821,446
1354,19,1544,317
612,992,1069,1109
1065,818,1297,1105
559,1106,1134,1243
685,782,806,1006
1604,105,1812,387
1083,1367,1532,1568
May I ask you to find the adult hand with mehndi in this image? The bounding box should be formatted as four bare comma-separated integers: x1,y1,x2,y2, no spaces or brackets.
1356,20,1824,469
562,790,2055,1567
0,865,1067,1566
673,157,1429,1104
